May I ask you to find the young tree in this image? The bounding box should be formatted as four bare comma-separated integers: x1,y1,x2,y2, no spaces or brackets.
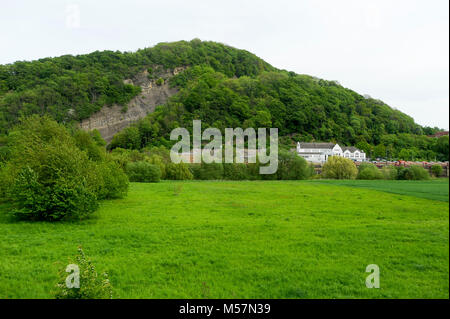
5,116,99,220
322,156,358,180
431,164,443,177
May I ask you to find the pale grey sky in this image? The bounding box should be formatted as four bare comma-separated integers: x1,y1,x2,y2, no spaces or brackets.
1,0,448,129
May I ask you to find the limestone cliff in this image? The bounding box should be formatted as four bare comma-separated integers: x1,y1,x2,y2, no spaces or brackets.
79,66,185,142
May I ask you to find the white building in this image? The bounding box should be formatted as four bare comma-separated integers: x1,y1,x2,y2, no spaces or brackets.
296,142,366,163
341,146,366,162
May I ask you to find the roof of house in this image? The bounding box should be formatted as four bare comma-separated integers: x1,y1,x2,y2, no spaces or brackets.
299,142,336,149
342,146,365,153
342,146,357,152
298,152,323,155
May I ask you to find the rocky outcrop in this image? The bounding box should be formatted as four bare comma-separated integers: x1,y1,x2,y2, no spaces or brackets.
79,66,185,142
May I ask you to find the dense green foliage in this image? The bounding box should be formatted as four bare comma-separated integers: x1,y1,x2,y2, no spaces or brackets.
277,150,314,180
0,40,272,133
0,116,128,220
222,163,256,180
190,162,224,180
109,62,448,161
165,162,194,180
108,147,314,181
94,160,129,199
1,40,446,161
356,162,432,181
397,165,431,181
357,163,384,180
380,165,398,180
126,161,161,183
1,181,448,298
2,116,98,220
322,156,358,179
54,247,113,299
431,164,443,177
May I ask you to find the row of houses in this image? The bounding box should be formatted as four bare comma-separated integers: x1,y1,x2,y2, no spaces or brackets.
296,142,366,163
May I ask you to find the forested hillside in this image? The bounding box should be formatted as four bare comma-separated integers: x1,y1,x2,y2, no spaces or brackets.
0,39,448,161
0,40,272,132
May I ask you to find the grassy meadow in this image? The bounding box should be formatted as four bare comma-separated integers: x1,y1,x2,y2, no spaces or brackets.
313,179,449,202
0,180,448,299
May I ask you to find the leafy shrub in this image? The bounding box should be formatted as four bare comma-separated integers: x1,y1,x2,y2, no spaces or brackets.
53,247,113,299
395,166,407,180
223,163,251,180
5,117,100,220
146,154,166,179
72,129,105,162
357,163,383,180
381,165,398,180
408,165,430,180
95,160,129,199
0,163,11,202
3,116,128,220
190,162,224,180
431,164,443,177
109,147,131,169
165,163,193,180
126,161,161,182
322,156,358,180
156,77,164,86
277,151,312,180
397,165,430,180
0,145,9,163
246,162,263,180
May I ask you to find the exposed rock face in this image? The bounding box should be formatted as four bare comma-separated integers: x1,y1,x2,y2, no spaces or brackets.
79,66,185,142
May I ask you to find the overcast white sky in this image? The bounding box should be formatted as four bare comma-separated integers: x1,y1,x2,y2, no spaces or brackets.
1,0,448,129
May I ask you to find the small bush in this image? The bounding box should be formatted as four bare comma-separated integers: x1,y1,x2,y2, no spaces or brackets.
3,116,129,220
381,166,398,180
431,164,443,177
223,163,250,180
357,163,383,180
408,165,431,180
146,154,167,179
246,162,262,180
73,130,105,162
397,165,430,180
277,151,312,180
126,161,161,182
0,163,11,202
396,166,408,180
95,160,129,199
10,165,98,221
190,162,224,180
6,123,100,221
53,247,113,299
165,163,193,180
322,156,358,180
155,77,164,86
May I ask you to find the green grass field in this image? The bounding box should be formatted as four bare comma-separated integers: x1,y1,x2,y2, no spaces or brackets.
313,179,449,202
0,180,448,299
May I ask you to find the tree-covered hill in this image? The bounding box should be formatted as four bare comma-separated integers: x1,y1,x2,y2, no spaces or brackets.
0,39,447,161
0,39,273,132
